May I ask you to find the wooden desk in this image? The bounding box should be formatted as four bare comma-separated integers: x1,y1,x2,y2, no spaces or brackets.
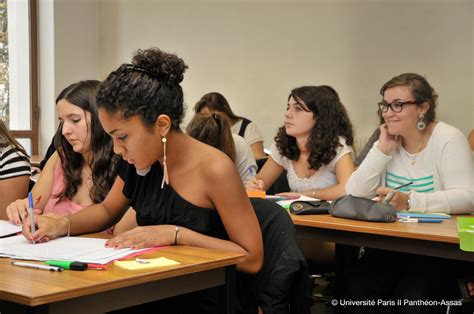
0,245,245,314
291,214,474,262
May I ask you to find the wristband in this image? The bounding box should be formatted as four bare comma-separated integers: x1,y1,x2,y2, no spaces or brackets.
406,192,412,210
174,226,179,245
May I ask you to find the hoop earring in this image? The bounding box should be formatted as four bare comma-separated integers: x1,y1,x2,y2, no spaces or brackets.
161,137,169,189
417,115,426,131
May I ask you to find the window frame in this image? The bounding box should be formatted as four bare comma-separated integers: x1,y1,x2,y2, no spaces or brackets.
9,0,38,155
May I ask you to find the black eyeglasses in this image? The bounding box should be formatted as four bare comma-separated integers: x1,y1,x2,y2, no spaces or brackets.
378,101,418,113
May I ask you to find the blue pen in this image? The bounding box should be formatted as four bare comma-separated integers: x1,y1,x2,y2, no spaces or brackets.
27,192,36,244
417,219,443,223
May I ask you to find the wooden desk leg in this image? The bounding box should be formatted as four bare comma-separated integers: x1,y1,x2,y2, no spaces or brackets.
221,265,236,314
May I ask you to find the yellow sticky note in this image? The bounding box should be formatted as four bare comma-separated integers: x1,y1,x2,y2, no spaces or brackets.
114,257,180,270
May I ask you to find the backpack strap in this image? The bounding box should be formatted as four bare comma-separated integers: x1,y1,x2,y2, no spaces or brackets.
238,118,252,137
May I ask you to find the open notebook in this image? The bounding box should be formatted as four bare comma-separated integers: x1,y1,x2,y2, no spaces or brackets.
0,220,22,238
0,235,151,264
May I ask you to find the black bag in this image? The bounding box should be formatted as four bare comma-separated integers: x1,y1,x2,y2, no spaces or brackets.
329,195,397,222
289,200,331,215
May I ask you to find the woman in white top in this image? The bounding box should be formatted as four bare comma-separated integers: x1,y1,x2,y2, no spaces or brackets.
186,113,257,184
194,92,266,160
344,73,473,313
247,85,355,201
346,73,474,213
247,85,355,265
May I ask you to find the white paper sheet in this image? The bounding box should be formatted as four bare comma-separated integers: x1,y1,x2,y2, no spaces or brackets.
276,195,323,208
0,235,148,264
0,220,22,237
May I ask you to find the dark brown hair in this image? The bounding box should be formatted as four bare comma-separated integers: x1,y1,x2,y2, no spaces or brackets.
194,92,241,124
186,113,236,162
55,80,119,203
275,85,354,170
380,73,437,122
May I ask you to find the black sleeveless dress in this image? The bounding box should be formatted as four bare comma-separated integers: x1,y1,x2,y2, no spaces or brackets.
117,159,227,314
116,160,311,314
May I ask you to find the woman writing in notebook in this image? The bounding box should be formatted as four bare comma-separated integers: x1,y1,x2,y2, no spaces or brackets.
22,48,263,313
6,80,119,226
246,85,355,201
0,119,30,218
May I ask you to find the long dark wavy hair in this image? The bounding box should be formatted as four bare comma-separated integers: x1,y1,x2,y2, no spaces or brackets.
194,92,242,124
275,85,354,170
186,113,236,162
54,80,119,203
96,48,188,131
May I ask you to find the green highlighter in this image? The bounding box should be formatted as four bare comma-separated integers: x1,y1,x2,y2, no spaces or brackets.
45,260,88,271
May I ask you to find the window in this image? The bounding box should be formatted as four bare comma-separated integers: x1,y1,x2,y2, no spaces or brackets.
0,0,38,155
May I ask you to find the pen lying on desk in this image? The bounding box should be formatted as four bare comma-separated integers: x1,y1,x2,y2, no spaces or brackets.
12,261,63,272
399,218,443,223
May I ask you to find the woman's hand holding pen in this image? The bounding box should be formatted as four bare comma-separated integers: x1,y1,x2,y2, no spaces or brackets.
376,187,409,211
6,197,42,225
377,124,402,155
245,178,266,191
21,214,66,243
106,225,177,249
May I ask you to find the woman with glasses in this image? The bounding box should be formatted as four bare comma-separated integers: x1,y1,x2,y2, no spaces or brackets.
344,73,473,314
346,72,474,214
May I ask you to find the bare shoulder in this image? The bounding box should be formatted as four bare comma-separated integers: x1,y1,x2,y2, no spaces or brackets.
193,143,236,181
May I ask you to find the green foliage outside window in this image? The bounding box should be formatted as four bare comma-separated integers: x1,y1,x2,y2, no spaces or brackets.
0,0,8,125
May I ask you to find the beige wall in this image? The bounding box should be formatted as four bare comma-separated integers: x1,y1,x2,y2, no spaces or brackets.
98,0,473,146
41,0,473,154
38,0,99,154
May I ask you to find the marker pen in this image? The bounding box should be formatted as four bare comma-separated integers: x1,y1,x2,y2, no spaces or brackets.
45,260,88,271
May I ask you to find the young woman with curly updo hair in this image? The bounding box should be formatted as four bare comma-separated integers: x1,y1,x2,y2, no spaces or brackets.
23,48,264,313
247,85,355,201
6,80,119,227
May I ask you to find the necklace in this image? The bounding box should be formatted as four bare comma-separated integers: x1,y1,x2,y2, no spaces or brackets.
408,135,428,165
